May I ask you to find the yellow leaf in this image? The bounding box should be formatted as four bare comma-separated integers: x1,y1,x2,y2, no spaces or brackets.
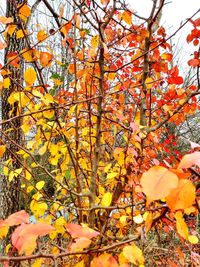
188,235,199,244
107,172,118,180
32,258,43,267
120,215,127,225
101,192,112,207
36,181,45,190
24,68,37,86
91,35,99,49
74,260,85,267
122,10,132,25
38,144,47,155
175,211,189,240
3,77,10,89
145,77,154,89
123,244,145,265
16,29,25,39
43,94,54,105
0,145,6,157
0,222,9,238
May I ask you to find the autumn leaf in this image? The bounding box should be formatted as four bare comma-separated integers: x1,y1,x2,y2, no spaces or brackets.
188,58,199,67
0,16,13,24
175,211,189,240
122,10,132,25
140,166,179,201
0,145,6,158
37,30,48,42
24,68,37,86
12,223,54,255
91,253,119,267
0,41,7,50
40,52,53,67
123,244,145,266
70,237,91,252
178,152,200,168
66,223,99,239
166,179,195,210
0,221,9,238
5,210,29,226
101,192,112,206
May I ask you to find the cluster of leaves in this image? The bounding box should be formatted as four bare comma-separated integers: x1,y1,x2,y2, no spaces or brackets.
0,0,199,266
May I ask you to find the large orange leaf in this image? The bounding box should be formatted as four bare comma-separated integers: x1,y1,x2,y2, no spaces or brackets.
5,210,29,226
166,179,195,210
91,253,119,267
66,223,99,239
140,166,178,201
178,152,200,169
12,223,54,255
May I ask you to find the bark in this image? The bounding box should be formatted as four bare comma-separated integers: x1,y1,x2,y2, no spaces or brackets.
0,0,26,219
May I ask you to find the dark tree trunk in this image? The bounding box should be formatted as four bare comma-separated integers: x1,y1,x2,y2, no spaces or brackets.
0,0,26,219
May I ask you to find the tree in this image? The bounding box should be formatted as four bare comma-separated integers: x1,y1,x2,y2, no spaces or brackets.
0,0,26,219
0,0,199,266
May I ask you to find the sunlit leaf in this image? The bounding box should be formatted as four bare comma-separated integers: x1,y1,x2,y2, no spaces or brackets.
141,166,178,201
24,68,37,86
166,179,195,210
123,244,145,265
101,192,112,207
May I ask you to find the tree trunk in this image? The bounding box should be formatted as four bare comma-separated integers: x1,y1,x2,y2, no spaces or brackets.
0,0,26,219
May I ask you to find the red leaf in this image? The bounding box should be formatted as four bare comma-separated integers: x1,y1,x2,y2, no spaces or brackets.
188,58,199,67
167,76,183,85
5,210,29,226
193,18,200,27
66,223,99,239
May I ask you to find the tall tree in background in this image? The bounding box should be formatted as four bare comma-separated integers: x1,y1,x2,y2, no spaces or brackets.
0,0,26,218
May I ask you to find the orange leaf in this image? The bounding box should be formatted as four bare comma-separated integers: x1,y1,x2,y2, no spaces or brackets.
166,179,195,210
141,166,178,201
91,253,119,267
0,145,6,158
122,10,132,25
178,152,200,169
70,237,91,252
5,210,29,226
188,58,199,67
0,16,13,24
40,52,52,67
66,223,99,239
18,4,31,22
0,41,7,50
37,30,47,42
12,223,54,255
